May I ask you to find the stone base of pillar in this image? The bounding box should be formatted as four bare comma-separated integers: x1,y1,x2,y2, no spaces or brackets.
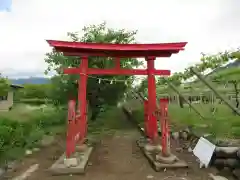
155,154,177,164
63,157,79,167
137,137,188,171
76,143,88,152
48,144,93,175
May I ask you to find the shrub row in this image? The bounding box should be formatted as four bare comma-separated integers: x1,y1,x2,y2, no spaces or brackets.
0,109,66,163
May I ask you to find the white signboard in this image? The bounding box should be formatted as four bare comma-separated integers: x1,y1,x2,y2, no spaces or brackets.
193,137,216,168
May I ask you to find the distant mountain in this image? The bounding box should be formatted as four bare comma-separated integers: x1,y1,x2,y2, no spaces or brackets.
9,77,50,85
185,59,240,85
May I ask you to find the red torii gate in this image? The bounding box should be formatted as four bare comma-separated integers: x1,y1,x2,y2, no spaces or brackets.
46,40,187,158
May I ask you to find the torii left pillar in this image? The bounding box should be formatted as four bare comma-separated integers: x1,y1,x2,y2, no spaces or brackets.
146,57,158,144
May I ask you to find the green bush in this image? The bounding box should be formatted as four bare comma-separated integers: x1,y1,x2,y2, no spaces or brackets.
17,98,51,105
0,109,66,163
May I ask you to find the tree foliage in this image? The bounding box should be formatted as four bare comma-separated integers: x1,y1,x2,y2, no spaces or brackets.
135,49,240,92
212,67,240,110
0,74,9,96
44,22,143,120
199,50,239,85
200,50,240,111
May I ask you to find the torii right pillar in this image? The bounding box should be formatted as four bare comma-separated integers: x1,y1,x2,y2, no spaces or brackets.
144,57,188,171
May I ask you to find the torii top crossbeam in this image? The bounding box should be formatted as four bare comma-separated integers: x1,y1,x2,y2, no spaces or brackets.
47,40,187,58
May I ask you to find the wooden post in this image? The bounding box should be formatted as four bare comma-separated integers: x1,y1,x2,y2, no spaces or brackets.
160,98,170,157
147,57,158,144
66,99,76,158
78,56,88,143
144,100,149,137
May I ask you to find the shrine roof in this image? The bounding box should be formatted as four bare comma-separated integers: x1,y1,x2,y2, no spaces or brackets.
47,40,187,58
10,84,24,89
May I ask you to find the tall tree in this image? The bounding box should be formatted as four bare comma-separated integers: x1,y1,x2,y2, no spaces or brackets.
44,22,143,120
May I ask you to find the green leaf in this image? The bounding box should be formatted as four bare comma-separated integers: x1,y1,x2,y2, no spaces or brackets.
44,22,143,120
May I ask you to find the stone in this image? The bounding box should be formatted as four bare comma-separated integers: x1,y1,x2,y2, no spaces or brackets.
144,144,155,152
203,133,212,138
144,144,162,152
209,173,229,180
64,158,79,168
0,168,5,177
199,162,205,168
215,147,239,153
175,147,183,152
25,150,33,155
7,161,18,170
172,132,179,140
146,174,154,179
233,169,240,178
187,147,193,152
40,135,55,147
181,131,188,140
237,149,240,158
154,145,162,152
33,148,40,152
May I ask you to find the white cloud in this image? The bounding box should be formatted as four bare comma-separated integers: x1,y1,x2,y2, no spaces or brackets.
0,0,239,77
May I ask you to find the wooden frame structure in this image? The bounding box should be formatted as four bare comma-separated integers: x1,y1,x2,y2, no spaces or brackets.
47,40,187,158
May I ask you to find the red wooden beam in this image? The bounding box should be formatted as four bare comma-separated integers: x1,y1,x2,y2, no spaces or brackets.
63,68,80,74
47,40,187,51
63,67,170,76
61,51,174,58
47,40,187,58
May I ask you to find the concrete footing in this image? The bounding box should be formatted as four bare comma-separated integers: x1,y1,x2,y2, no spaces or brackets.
137,138,188,171
48,145,93,175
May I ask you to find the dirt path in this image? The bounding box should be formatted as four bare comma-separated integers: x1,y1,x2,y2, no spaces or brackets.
3,129,227,180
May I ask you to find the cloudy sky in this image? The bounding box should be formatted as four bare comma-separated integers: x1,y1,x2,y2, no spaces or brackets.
0,0,239,78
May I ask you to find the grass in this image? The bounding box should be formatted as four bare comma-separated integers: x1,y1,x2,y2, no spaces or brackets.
130,99,240,139
88,106,134,137
169,103,240,138
0,104,55,122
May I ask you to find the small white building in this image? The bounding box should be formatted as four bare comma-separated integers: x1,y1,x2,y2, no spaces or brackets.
0,84,23,111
